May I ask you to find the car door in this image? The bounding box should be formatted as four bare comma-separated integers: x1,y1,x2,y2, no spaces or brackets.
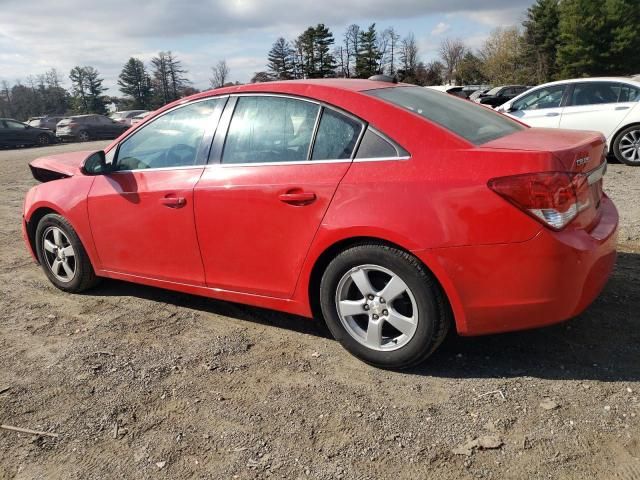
506,84,567,128
87,97,226,284
559,82,638,139
4,120,33,144
194,95,364,298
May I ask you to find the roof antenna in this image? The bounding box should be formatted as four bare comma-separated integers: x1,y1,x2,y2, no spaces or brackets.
368,74,398,83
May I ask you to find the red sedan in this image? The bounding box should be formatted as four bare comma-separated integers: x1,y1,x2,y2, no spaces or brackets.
22,78,618,369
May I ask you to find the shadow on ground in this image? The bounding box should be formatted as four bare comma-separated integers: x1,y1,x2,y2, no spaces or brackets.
89,251,640,383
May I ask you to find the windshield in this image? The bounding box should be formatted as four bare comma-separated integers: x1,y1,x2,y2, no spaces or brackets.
111,112,127,119
486,87,502,95
367,86,524,145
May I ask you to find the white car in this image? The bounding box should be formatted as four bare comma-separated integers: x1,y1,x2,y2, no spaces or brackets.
496,77,640,165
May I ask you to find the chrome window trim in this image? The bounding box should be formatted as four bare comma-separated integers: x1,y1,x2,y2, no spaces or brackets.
105,155,410,173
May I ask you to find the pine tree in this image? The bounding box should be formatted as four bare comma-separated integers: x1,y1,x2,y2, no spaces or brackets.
557,0,640,77
118,57,153,109
355,24,381,78
267,37,295,80
314,24,336,77
523,0,560,83
69,66,107,114
151,51,189,107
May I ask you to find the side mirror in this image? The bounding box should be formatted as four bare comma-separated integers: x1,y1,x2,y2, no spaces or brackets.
81,150,111,175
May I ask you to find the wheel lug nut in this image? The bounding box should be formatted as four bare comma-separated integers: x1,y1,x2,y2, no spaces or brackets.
367,294,374,300
382,310,388,316
380,298,385,303
363,304,370,311
372,314,379,320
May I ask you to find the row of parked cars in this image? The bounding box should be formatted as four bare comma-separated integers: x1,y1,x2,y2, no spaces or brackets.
431,76,640,166
0,110,151,149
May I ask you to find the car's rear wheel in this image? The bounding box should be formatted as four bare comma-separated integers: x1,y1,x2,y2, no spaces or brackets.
320,243,450,369
77,130,90,142
35,214,99,292
37,134,50,146
613,125,640,166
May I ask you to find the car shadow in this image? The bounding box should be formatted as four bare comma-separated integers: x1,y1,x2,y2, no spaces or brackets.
89,251,640,382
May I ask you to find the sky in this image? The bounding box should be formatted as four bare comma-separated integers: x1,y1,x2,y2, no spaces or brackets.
0,0,535,95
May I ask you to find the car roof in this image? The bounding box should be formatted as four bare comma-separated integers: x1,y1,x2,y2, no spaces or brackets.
534,77,640,88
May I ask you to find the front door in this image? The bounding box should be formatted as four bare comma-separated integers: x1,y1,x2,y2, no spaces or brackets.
508,84,567,128
194,95,364,298
87,97,225,284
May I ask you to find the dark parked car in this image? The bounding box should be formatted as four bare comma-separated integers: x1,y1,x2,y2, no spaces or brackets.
56,115,129,142
478,85,530,108
27,116,66,133
0,118,57,148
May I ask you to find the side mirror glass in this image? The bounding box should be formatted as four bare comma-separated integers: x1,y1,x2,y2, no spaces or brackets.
81,150,110,175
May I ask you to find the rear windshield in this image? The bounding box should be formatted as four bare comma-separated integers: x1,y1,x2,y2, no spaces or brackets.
366,86,524,145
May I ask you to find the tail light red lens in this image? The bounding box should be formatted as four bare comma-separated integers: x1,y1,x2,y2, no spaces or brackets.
488,172,592,230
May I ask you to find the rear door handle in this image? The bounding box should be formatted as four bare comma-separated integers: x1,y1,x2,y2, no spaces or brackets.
615,106,630,110
545,112,560,117
278,190,317,206
160,195,186,208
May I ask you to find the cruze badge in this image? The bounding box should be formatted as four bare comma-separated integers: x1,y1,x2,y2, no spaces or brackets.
576,156,590,166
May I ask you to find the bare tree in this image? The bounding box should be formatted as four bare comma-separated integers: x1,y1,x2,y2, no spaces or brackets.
343,24,361,78
400,33,419,78
382,28,401,76
210,60,230,88
438,38,466,84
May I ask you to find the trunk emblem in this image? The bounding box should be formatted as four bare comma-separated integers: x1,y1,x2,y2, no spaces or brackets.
576,156,589,166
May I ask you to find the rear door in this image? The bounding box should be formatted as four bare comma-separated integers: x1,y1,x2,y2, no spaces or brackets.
3,120,33,144
194,95,364,298
87,97,225,284
560,81,639,139
508,84,567,128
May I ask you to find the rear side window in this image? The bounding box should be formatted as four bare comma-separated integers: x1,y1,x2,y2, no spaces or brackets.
617,84,640,102
222,96,319,164
570,82,620,106
367,86,524,145
311,109,363,160
355,128,407,159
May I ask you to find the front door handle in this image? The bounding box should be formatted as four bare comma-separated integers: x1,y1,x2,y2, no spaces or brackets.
160,195,186,208
545,112,560,117
615,106,630,111
278,190,317,206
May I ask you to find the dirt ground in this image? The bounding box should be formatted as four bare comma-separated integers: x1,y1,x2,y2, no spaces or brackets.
0,141,639,480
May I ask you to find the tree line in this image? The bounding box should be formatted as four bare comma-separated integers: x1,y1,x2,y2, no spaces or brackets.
0,51,196,121
256,0,640,86
1,0,638,122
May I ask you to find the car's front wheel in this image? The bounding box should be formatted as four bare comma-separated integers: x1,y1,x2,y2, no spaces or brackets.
77,130,90,142
320,244,450,369
613,125,640,166
37,134,50,146
35,214,99,292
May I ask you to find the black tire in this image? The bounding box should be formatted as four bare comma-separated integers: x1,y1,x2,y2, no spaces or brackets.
35,214,100,293
319,243,450,369
37,134,50,146
613,125,640,166
77,130,90,142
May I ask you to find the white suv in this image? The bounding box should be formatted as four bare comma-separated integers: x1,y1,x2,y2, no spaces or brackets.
497,77,640,166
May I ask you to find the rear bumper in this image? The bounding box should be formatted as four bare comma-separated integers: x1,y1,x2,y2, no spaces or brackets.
414,196,618,336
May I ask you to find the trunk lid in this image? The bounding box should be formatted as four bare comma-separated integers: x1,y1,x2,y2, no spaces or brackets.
483,128,607,231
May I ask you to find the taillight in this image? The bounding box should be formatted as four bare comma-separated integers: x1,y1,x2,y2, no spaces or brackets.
488,172,591,230
67,122,77,127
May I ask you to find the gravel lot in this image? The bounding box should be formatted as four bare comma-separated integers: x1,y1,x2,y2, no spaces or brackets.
0,142,639,479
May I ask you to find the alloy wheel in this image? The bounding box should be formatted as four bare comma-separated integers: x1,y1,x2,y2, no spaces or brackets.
335,264,419,351
42,226,76,283
78,131,89,142
618,129,640,164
